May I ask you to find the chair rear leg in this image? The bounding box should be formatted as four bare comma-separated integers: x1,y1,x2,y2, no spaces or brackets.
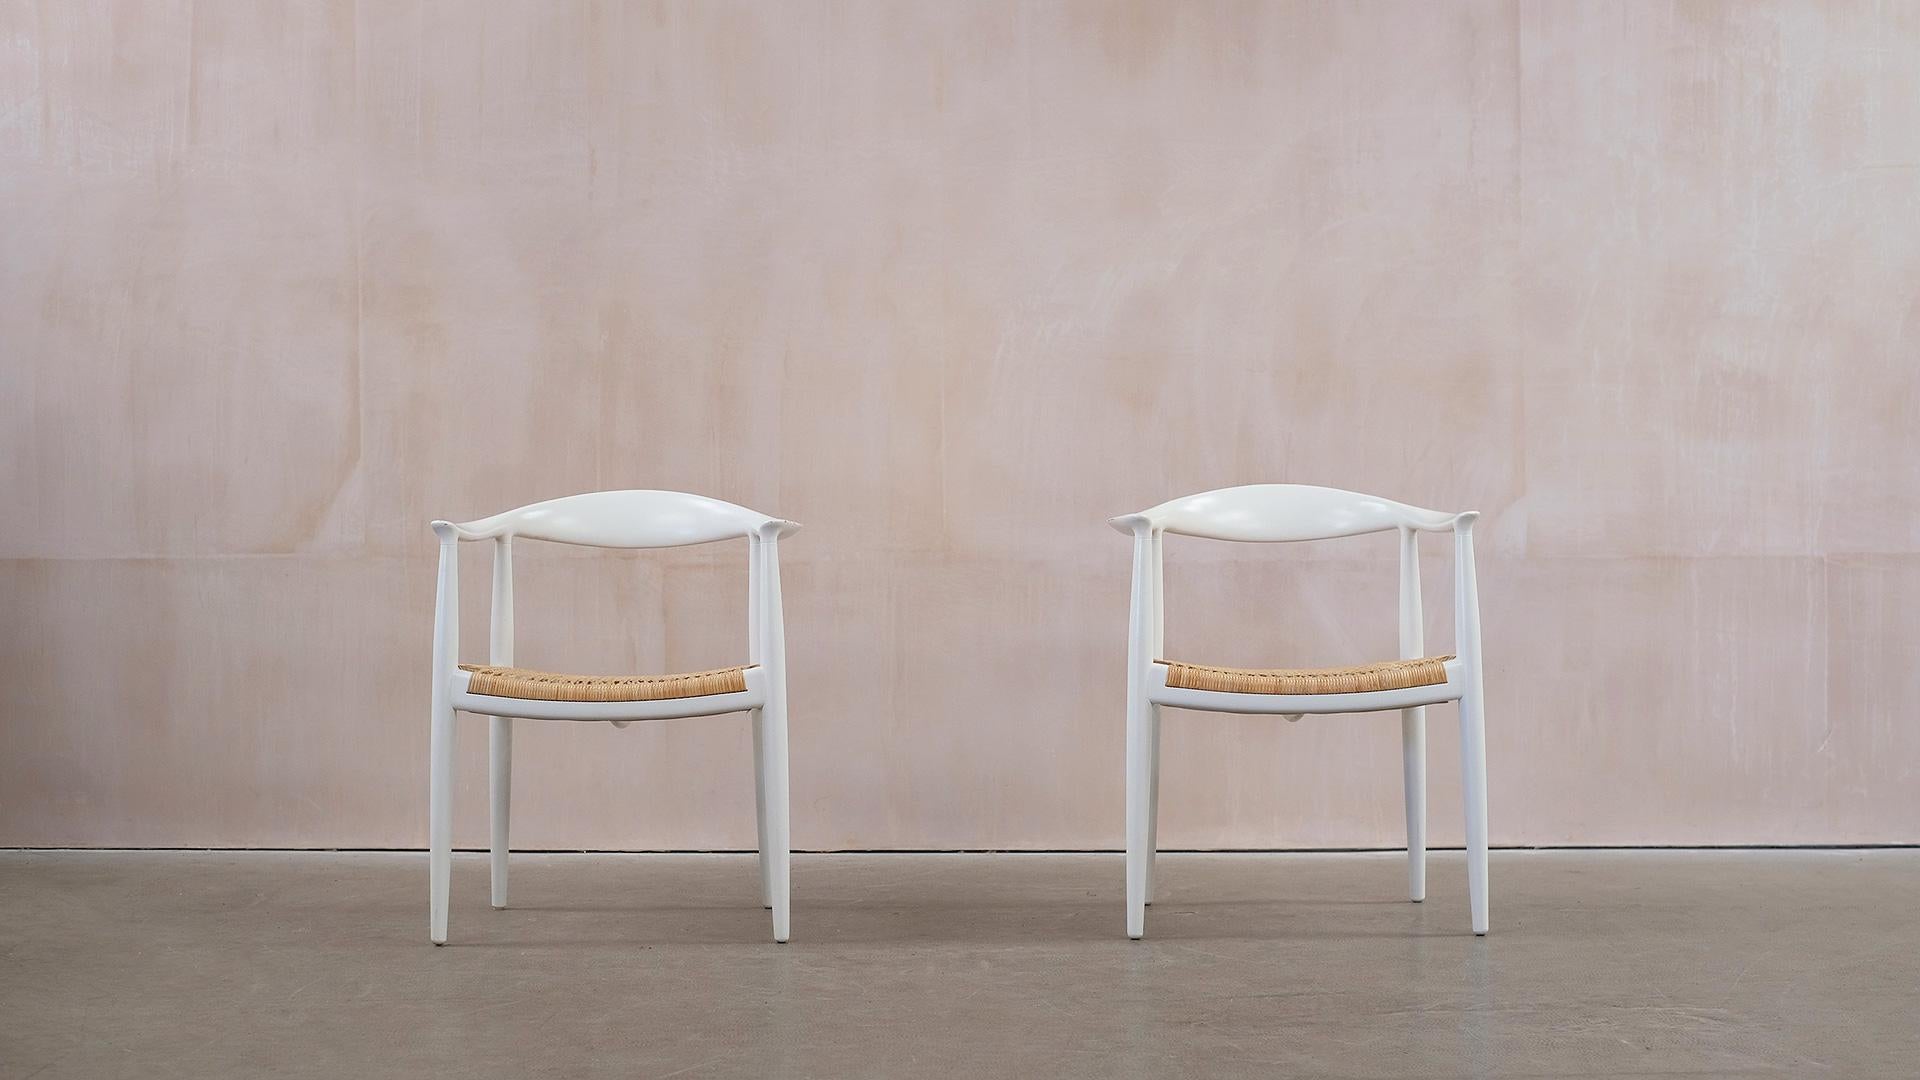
751,707,773,910
1401,705,1426,902
1144,704,1162,905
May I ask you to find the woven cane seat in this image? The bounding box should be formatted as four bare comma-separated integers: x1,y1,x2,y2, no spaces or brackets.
458,664,752,703
1160,656,1452,696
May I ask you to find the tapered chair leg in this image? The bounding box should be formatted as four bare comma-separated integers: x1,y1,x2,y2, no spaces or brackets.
1401,705,1427,902
1144,704,1162,905
489,717,512,909
759,700,791,942
1125,682,1151,939
1459,689,1489,934
429,703,455,945
751,707,773,910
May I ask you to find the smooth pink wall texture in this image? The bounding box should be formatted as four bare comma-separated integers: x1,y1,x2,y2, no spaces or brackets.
3,2,1916,849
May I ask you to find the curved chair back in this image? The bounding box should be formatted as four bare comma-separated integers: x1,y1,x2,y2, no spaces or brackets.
1110,483,1468,543
433,489,798,549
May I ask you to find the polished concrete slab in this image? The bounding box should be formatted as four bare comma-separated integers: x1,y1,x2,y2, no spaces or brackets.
2,850,1915,1078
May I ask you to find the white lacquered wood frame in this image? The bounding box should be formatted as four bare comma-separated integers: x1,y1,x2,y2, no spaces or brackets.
427,490,800,946
1111,484,1489,939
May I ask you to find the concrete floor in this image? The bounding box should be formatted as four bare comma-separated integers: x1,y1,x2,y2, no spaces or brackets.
2,851,1916,1078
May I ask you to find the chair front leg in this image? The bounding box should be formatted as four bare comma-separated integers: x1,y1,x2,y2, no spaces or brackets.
1459,687,1488,935
428,531,459,945
755,532,792,943
759,695,791,943
429,699,454,945
1122,530,1155,939
1453,516,1488,935
1125,676,1152,939
1145,529,1164,906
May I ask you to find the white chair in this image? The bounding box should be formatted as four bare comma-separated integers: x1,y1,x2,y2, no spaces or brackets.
426,490,800,945
1110,484,1489,938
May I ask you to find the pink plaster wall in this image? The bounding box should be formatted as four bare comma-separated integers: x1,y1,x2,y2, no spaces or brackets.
3,1,1916,849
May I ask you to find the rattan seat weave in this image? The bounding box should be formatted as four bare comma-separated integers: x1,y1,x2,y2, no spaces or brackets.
1160,655,1452,696
458,663,752,703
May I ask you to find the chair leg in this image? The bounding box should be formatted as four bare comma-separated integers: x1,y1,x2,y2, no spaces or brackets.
489,716,512,909
1144,704,1162,905
1401,705,1426,902
1459,689,1489,935
429,701,455,945
759,699,791,943
1125,681,1151,939
751,707,773,910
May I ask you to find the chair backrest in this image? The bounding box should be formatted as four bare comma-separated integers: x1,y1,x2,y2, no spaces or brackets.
432,490,799,549
1110,484,1482,677
428,491,800,680
1110,484,1467,543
